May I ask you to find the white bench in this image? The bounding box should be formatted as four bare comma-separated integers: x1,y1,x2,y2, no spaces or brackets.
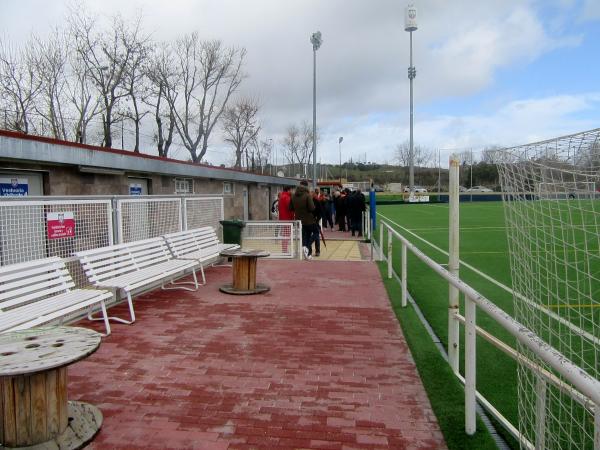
75,237,199,325
0,257,113,335
162,227,239,285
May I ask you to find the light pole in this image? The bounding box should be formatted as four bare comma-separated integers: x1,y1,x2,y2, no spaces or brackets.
310,31,322,190
338,136,344,184
405,5,418,192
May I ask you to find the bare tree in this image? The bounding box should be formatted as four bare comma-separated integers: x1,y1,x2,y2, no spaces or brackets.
395,141,434,167
222,97,260,168
67,49,103,144
282,124,300,175
298,121,314,171
165,33,246,163
0,38,41,133
250,138,272,172
121,37,150,152
30,30,70,140
144,44,177,157
69,8,148,148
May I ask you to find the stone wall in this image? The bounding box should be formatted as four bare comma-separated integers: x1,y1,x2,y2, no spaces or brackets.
0,162,281,221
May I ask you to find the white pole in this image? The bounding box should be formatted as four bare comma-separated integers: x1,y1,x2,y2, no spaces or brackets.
401,243,407,308
408,30,415,191
595,407,599,450
448,154,460,374
387,228,393,279
465,294,477,435
297,222,303,260
535,376,547,450
379,225,384,260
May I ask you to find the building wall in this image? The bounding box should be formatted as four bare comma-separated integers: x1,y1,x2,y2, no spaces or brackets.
0,161,278,220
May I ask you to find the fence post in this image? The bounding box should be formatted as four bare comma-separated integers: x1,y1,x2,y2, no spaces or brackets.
535,375,547,450
113,197,123,244
387,228,393,279
379,225,384,260
595,408,599,450
182,197,188,230
298,222,303,260
401,242,407,307
448,154,460,374
465,294,476,435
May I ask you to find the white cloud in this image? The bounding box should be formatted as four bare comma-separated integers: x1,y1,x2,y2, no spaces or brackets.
0,0,592,166
581,0,600,20
313,92,600,166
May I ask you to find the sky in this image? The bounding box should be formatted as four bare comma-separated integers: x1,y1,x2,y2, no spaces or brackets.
1,0,600,167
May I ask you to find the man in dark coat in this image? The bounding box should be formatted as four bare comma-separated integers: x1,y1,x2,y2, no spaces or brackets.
291,180,316,259
348,189,366,237
335,190,347,232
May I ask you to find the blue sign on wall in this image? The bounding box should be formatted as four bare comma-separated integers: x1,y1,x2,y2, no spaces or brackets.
0,178,29,196
129,184,142,195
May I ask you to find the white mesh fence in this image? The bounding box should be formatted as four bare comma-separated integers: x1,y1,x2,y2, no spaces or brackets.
494,128,600,450
0,199,112,288
241,221,301,259
184,197,224,240
116,197,182,243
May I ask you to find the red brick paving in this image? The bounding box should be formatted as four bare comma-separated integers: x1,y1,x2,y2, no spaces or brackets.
70,260,446,449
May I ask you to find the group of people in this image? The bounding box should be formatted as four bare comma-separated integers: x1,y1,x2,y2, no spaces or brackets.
277,180,366,259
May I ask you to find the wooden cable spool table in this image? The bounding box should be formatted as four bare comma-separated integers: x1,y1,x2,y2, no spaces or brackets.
0,327,102,449
219,249,270,295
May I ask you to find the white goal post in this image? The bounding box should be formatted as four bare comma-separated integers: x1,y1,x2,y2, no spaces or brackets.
493,128,600,450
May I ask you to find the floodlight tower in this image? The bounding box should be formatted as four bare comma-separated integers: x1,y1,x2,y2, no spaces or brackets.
310,31,322,190
338,136,344,183
405,4,418,192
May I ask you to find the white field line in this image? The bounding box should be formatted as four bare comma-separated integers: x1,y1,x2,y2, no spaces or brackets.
377,211,600,347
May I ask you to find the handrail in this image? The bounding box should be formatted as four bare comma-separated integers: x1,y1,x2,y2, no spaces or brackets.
380,220,600,440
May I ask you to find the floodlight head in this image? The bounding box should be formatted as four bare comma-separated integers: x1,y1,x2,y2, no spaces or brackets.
339,137,344,144
405,4,418,32
310,31,323,50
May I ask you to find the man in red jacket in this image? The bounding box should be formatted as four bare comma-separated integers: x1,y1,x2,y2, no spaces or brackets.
278,186,294,253
278,186,294,220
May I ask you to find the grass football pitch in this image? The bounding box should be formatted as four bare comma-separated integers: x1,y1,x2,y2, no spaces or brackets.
375,201,599,448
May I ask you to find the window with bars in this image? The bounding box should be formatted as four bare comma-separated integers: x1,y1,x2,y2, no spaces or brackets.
223,182,234,195
175,178,193,194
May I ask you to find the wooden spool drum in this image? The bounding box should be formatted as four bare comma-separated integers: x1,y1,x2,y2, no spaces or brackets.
1,368,68,446
0,327,102,448
219,249,270,295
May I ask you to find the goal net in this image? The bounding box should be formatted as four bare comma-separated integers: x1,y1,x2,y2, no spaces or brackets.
494,128,600,449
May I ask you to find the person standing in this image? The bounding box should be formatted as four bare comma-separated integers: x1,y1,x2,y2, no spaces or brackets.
278,186,294,253
335,190,347,232
322,193,334,230
291,180,316,259
311,188,323,257
348,189,366,236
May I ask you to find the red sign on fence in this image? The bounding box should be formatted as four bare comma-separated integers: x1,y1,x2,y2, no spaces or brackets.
47,212,75,240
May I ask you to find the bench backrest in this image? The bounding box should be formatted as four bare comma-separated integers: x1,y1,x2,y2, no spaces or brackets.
163,227,221,258
75,237,173,285
0,257,74,312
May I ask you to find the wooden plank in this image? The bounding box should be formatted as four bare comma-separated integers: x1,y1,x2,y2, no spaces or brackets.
2,377,17,446
30,371,47,442
57,367,68,432
45,369,60,437
248,258,257,290
14,375,32,445
0,377,3,444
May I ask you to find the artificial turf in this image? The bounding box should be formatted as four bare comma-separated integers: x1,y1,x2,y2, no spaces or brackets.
377,261,499,449
375,202,522,447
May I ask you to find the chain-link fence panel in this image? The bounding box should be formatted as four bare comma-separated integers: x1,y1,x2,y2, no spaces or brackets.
116,198,181,243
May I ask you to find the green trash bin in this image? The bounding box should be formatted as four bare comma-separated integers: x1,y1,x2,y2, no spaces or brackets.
220,220,245,245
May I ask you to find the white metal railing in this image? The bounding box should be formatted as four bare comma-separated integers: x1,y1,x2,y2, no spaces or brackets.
241,220,302,259
380,219,600,448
